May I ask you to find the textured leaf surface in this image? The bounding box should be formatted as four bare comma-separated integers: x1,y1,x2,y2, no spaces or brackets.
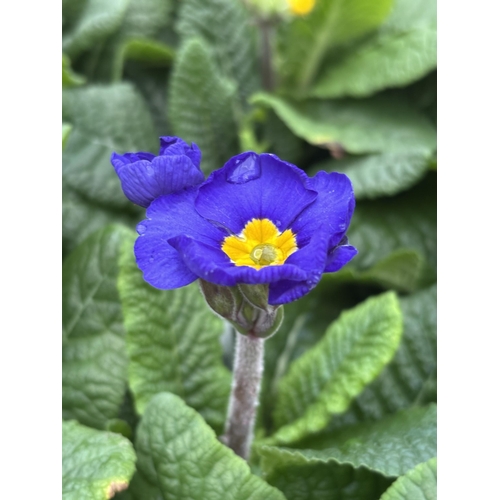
62,183,138,257
168,38,239,173
118,236,231,432
260,449,391,500
62,420,136,500
348,175,436,284
129,393,286,500
379,458,437,500
329,249,424,293
251,93,436,154
312,0,436,98
312,151,432,200
292,405,436,476
62,0,130,58
62,84,156,209
324,285,436,430
176,0,258,103
63,225,133,429
270,292,403,445
313,30,436,98
278,0,393,90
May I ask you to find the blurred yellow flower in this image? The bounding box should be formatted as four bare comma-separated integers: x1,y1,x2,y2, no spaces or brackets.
288,0,315,15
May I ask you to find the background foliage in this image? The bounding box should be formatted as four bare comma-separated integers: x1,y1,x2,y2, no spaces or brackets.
62,0,437,498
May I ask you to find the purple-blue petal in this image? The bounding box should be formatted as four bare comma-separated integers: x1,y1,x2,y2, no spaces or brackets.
195,152,317,233
111,151,156,174
115,154,205,208
134,188,224,289
159,136,202,168
268,231,331,305
292,171,355,248
324,244,358,273
169,235,310,287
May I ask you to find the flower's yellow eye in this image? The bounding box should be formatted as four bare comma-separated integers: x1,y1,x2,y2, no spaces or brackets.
222,218,298,270
288,0,316,16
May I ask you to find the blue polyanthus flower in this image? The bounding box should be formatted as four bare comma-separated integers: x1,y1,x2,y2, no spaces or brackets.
134,151,357,305
110,136,204,208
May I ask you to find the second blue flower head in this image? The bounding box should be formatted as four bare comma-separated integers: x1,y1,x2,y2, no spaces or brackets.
110,136,204,207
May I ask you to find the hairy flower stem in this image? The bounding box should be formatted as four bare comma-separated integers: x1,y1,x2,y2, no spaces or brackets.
224,332,264,460
259,19,275,91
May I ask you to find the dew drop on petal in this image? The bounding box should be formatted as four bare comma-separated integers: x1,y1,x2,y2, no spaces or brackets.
137,224,147,234
227,153,261,184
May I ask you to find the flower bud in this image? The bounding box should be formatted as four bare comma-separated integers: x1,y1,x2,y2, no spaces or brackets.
199,280,284,339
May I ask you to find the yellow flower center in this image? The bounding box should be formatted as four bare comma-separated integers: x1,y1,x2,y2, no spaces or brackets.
222,218,298,270
288,0,315,16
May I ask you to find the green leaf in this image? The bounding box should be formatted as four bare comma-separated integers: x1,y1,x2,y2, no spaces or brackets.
347,175,437,284
269,292,403,445
313,30,436,99
117,236,231,432
324,285,436,430
260,449,391,500
379,458,437,500
118,0,174,40
312,151,433,200
62,182,138,257
62,83,156,210
63,123,73,150
128,393,286,500
278,0,394,91
326,249,424,293
176,0,259,103
121,39,174,65
168,38,239,174
251,92,436,154
62,420,136,500
312,0,436,98
62,0,130,58
63,54,86,87
63,225,133,429
292,405,437,476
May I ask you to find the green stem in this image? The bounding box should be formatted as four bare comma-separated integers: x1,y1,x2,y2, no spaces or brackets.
297,2,341,91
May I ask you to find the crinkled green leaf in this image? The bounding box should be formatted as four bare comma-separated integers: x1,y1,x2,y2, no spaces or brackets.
348,175,436,285
260,449,391,500
176,0,259,104
278,0,394,90
326,249,424,293
312,151,433,200
117,235,231,432
62,0,130,58
128,393,286,500
379,458,437,500
251,93,436,154
292,405,436,476
63,54,86,87
62,83,156,210
62,420,136,500
168,38,239,173
325,285,436,430
269,292,403,445
63,225,133,429
312,0,436,98
62,182,138,258
313,29,436,99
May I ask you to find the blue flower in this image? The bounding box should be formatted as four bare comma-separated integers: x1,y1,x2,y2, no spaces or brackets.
134,152,357,305
110,136,204,208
